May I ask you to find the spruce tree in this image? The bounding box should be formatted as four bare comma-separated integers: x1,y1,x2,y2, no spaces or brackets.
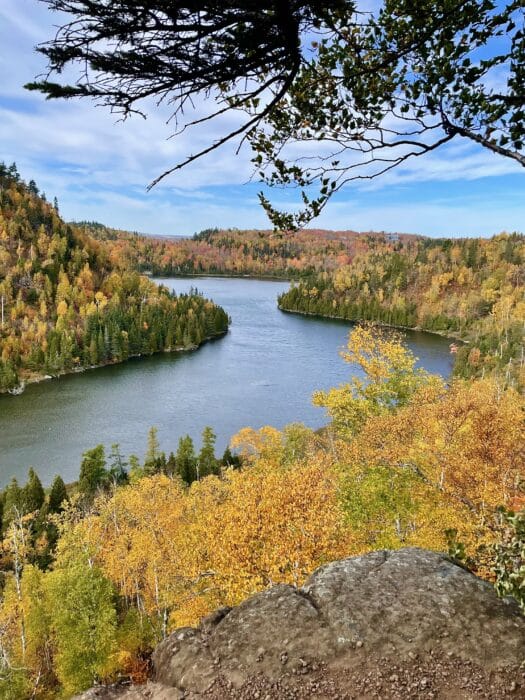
175,435,197,485
165,451,177,476
78,445,107,498
48,475,68,513
221,447,241,470
144,426,160,474
3,478,23,524
108,444,128,486
198,426,219,478
23,468,45,513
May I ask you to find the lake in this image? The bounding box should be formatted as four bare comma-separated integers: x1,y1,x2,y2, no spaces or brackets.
0,278,454,486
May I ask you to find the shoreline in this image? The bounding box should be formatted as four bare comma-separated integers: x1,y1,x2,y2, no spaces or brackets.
160,275,463,343
150,272,293,282
2,329,229,397
277,305,466,343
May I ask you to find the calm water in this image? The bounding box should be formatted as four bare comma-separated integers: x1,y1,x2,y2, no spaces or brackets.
0,278,454,486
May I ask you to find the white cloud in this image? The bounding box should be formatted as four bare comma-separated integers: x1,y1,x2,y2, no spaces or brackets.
61,188,271,235
0,0,49,41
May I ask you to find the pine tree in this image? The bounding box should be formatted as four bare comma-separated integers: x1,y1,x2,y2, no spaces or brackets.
78,445,107,498
48,475,68,513
175,435,197,485
23,468,45,513
144,426,160,474
221,447,241,470
198,426,219,478
108,444,129,486
165,451,177,476
3,477,23,524
124,454,143,482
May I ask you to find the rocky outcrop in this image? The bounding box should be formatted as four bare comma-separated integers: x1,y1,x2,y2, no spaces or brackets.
76,548,525,699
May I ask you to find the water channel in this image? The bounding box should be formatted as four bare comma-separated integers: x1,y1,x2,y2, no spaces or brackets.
0,277,454,486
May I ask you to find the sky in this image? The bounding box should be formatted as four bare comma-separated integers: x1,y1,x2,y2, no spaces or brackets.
0,0,523,238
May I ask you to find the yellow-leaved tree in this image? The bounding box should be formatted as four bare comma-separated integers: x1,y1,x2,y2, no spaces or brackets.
72,433,350,636
313,324,443,439
314,325,524,570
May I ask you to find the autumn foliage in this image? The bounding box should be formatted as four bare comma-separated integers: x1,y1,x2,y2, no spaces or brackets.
0,165,229,392
81,222,389,278
279,233,525,388
0,165,523,696
0,324,522,697
85,220,524,387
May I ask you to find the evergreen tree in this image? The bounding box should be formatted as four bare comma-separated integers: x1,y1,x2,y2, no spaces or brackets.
165,451,177,476
144,426,160,474
28,179,39,196
78,445,107,498
3,477,23,524
128,454,143,481
221,447,241,470
23,468,45,513
198,426,219,478
175,435,197,485
155,451,167,474
108,444,129,486
48,475,68,514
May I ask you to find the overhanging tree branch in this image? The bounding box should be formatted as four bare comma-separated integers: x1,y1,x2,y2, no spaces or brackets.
28,1,524,228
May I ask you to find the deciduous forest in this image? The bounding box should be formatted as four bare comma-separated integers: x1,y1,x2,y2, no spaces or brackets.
0,164,523,698
0,0,523,696
278,234,525,388
79,221,524,388
78,221,398,278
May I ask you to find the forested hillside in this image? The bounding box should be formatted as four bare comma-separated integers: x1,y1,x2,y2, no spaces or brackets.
278,234,525,388
78,220,417,278
0,169,523,697
81,220,524,388
0,165,229,392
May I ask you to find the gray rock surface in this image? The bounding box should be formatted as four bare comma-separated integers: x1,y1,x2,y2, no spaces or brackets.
75,548,525,699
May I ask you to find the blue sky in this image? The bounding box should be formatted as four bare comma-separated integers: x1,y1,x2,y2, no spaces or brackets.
0,0,523,237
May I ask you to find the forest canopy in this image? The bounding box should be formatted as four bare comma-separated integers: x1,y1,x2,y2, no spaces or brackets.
29,1,525,226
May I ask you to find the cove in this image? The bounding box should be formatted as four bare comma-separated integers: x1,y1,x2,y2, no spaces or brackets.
0,278,454,486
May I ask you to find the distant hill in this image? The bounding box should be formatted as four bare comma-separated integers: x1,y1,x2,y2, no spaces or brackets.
0,164,229,393
80,220,422,278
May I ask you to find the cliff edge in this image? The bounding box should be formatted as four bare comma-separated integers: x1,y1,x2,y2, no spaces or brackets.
76,548,525,699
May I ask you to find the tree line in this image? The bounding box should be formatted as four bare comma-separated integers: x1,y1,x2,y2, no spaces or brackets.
0,425,240,572
80,220,524,391
80,220,394,278
277,233,524,389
